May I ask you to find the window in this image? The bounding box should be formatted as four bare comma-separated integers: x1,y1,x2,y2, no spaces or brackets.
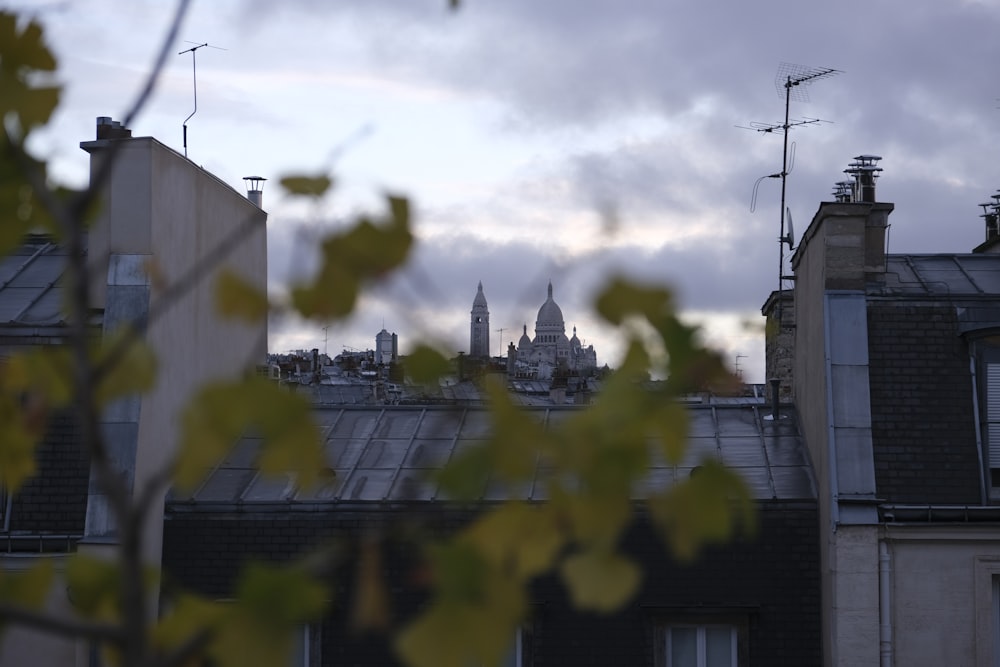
664,625,738,667
654,616,746,667
974,338,1000,497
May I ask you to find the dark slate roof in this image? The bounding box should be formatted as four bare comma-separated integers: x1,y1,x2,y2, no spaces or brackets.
881,254,1000,297
169,404,815,509
0,237,70,327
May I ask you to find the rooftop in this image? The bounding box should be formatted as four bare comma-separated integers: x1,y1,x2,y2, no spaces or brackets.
169,403,815,510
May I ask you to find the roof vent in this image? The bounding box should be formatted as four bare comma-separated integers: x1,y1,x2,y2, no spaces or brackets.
978,192,1000,243
832,180,853,203
844,155,882,203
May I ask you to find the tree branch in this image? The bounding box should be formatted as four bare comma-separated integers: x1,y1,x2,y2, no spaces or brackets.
0,601,124,644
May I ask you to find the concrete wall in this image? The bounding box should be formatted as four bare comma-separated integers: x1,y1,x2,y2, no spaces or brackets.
81,135,268,563
884,527,1000,667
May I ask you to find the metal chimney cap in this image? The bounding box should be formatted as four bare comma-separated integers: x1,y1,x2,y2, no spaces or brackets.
242,176,267,191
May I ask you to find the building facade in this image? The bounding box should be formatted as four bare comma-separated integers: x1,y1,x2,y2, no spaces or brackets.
764,159,1000,667
0,117,268,665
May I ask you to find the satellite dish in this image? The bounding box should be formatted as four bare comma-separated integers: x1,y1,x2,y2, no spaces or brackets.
784,207,796,249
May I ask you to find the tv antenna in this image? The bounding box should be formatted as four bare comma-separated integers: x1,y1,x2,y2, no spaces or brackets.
178,41,226,158
743,62,840,320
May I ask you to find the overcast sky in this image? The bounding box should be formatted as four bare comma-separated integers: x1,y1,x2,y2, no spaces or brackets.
22,0,1000,382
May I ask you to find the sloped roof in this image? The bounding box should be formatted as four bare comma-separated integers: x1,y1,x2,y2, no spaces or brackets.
0,237,70,327
170,404,815,509
881,254,1000,297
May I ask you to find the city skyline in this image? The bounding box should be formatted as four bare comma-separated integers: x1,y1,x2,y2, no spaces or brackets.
25,0,1000,382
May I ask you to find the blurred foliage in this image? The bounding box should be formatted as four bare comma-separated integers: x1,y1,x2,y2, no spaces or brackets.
0,7,754,667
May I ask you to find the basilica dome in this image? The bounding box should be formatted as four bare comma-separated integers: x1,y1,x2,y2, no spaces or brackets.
535,282,565,330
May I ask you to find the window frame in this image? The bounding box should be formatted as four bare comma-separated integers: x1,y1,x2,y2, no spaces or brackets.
652,612,748,667
972,336,1000,500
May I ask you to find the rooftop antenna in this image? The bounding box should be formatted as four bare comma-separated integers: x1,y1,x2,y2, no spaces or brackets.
178,41,226,158
743,62,841,322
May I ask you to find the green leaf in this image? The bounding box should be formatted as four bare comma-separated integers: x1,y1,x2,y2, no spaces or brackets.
396,544,525,667
290,196,412,320
278,174,332,197
648,459,756,561
405,344,449,386
66,553,123,621
0,559,54,631
0,12,61,134
215,269,269,321
207,563,328,667
559,549,640,613
175,378,324,492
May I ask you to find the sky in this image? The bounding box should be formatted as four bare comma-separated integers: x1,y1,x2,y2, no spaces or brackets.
16,0,1000,382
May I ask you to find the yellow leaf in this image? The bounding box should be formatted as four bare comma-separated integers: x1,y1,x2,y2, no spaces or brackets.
554,490,631,549
151,594,225,658
279,174,332,197
0,393,45,494
396,581,524,667
0,559,54,620
648,459,756,561
461,502,564,580
2,347,74,406
215,270,268,321
66,553,122,621
559,549,640,613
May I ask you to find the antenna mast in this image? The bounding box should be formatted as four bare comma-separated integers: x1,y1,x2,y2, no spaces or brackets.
178,41,225,157
774,63,839,295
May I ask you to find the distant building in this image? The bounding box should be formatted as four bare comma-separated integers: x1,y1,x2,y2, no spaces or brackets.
469,282,490,358
375,328,397,364
509,281,597,373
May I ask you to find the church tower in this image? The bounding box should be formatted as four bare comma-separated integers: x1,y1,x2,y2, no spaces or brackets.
470,281,490,358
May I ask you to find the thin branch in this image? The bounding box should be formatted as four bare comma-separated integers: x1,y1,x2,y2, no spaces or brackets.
0,601,124,643
69,0,194,226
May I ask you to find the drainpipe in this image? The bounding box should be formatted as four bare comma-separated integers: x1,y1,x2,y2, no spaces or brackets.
769,377,781,421
879,540,893,667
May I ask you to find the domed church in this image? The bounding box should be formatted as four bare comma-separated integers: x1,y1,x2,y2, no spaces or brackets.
470,281,596,372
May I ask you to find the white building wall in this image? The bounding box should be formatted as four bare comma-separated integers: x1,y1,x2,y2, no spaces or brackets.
885,528,1000,667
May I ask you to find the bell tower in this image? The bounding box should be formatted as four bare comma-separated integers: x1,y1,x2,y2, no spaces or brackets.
470,281,490,358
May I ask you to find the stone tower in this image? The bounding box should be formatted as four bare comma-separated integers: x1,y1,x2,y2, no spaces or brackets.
470,281,490,358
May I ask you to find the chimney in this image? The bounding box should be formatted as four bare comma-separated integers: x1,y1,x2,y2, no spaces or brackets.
844,155,882,204
761,289,794,403
243,176,266,208
797,155,892,289
95,116,132,140
973,193,1000,253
